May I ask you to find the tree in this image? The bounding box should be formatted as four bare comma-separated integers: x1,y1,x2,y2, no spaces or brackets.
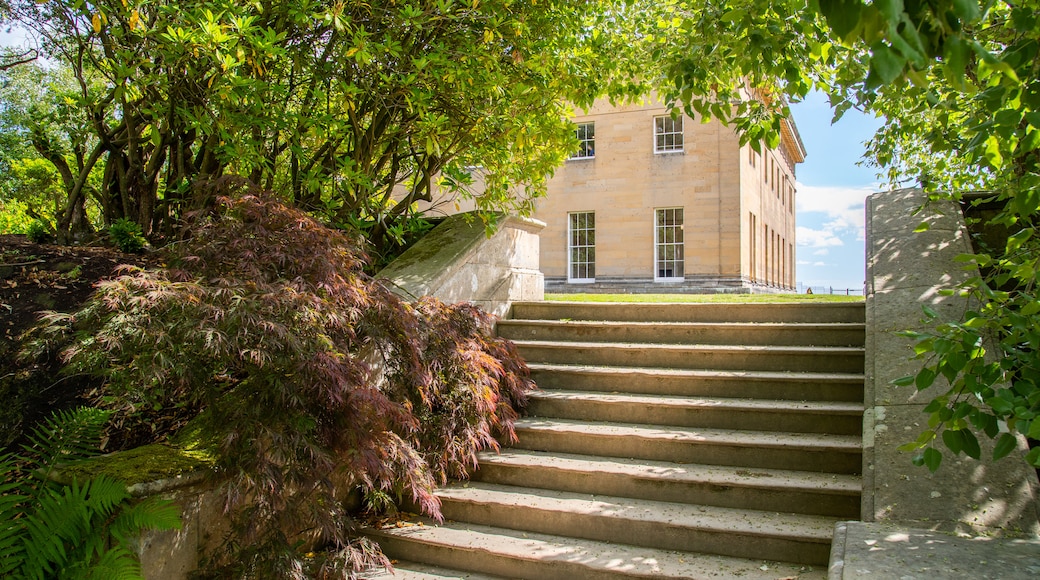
4,0,636,255
21,180,534,576
0,57,99,239
809,0,1040,469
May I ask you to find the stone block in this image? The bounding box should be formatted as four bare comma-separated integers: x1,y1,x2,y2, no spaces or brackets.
868,190,965,236
865,403,1038,535
864,187,1040,539
377,212,545,316
868,228,973,293
831,521,1040,579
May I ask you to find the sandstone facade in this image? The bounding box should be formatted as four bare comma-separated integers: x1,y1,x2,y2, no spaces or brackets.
537,98,804,293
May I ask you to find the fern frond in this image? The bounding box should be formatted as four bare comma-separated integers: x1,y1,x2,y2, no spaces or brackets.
81,474,131,522
70,545,143,580
20,481,90,579
21,407,112,482
0,454,29,577
109,496,182,544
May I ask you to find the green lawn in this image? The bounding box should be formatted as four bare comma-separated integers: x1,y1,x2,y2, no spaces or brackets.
545,293,864,303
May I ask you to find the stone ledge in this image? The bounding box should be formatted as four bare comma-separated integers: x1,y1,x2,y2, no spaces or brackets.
830,521,1040,579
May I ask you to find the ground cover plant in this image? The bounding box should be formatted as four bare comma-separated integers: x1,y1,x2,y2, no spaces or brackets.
19,178,535,578
0,407,181,579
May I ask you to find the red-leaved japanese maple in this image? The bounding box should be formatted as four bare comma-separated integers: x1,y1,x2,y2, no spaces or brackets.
26,177,534,578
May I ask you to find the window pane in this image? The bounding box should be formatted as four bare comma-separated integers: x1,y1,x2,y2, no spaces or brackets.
568,211,595,281
655,208,684,279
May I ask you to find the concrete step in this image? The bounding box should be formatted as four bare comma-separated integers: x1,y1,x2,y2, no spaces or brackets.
497,319,865,347
472,449,861,518
515,340,865,373
527,390,863,435
512,418,862,474
433,482,835,565
510,301,865,324
528,363,865,401
361,561,505,579
367,519,826,579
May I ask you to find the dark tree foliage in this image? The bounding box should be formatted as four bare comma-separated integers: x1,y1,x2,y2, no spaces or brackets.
22,178,535,578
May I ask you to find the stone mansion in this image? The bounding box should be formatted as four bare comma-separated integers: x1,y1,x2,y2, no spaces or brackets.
536,98,804,293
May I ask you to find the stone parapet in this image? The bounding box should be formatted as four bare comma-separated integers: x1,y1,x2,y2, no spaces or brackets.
862,187,1038,536
377,212,545,318
832,186,1040,577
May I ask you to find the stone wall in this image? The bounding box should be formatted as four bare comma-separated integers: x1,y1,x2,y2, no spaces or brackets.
132,475,227,579
832,188,1040,577
376,212,544,317
861,187,1039,535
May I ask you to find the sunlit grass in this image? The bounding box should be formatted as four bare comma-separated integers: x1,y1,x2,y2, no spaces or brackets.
545,293,864,303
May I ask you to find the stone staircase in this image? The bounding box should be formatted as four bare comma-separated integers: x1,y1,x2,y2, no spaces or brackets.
367,301,865,579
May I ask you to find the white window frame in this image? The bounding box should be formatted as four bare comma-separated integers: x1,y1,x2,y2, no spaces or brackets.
570,122,595,160
654,207,684,281
653,115,684,154
568,211,596,282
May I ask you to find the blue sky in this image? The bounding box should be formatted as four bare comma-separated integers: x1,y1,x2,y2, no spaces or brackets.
789,92,885,291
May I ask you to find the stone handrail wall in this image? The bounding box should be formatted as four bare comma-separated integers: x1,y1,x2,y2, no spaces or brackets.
376,212,545,317
831,187,1040,578
861,187,1038,535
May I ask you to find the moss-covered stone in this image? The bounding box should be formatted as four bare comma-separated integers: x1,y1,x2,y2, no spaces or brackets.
377,212,502,281
59,443,215,486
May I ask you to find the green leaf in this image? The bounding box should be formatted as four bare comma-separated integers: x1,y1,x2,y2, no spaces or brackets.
942,429,964,454
923,447,942,471
943,36,970,90
892,375,916,386
869,43,906,85
983,134,1004,168
1026,447,1040,467
1029,419,1040,440
872,0,903,21
913,221,930,232
961,429,981,459
986,396,1015,415
898,441,923,452
970,412,999,438
950,0,981,22
819,0,864,40
915,367,937,390
993,433,1018,460
1005,228,1032,254
1022,300,1040,316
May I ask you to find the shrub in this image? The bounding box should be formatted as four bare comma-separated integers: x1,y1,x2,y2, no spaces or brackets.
107,218,146,253
26,220,53,244
0,407,181,579
26,178,534,578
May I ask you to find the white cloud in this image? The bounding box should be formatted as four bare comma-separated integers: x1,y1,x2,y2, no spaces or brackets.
796,226,843,248
813,248,830,256
796,259,829,267
796,183,878,241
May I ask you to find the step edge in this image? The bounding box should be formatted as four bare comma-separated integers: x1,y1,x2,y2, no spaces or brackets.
474,451,863,495
434,482,837,542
